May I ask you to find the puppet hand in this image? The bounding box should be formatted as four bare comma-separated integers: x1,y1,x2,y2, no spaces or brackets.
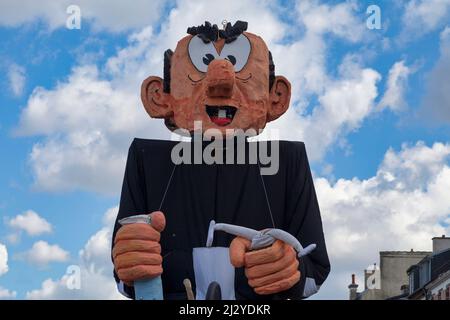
113,211,166,286
229,237,300,295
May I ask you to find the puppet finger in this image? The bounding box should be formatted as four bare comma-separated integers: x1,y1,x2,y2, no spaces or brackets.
149,211,166,232
254,271,301,295
115,223,160,244
248,258,299,288
229,237,252,268
244,240,285,267
114,252,162,270
117,265,163,283
245,245,296,279
112,240,161,258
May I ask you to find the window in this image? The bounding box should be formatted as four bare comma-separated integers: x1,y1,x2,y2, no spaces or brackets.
414,269,420,291
409,273,414,294
419,261,430,287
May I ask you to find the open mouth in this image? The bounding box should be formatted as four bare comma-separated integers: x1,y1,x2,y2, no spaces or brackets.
206,105,237,126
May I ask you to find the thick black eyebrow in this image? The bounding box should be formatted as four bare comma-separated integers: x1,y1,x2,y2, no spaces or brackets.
187,20,248,44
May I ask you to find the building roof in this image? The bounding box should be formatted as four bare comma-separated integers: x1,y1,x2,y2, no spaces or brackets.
431,236,450,240
407,248,450,299
407,248,450,273
380,251,431,257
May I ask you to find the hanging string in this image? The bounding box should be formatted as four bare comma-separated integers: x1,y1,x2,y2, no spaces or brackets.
258,162,276,228
158,164,178,211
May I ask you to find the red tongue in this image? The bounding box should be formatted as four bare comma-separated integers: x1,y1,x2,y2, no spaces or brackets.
211,117,232,126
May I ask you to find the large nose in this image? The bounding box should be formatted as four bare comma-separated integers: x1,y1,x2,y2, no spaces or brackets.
205,59,235,98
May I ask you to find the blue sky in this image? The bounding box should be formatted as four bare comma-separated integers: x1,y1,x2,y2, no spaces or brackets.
1,0,450,299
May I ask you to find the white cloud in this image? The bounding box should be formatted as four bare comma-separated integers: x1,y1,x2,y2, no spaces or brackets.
314,141,450,299
258,2,384,162
8,210,52,236
19,241,69,267
8,64,26,97
79,228,111,270
420,27,450,123
378,60,412,112
270,1,366,104
26,268,123,300
0,287,16,299
301,65,380,161
297,0,365,42
0,0,165,32
16,27,172,194
5,233,20,245
0,1,66,30
245,2,382,161
401,0,450,39
26,206,125,299
0,246,14,299
266,56,381,161
0,243,8,276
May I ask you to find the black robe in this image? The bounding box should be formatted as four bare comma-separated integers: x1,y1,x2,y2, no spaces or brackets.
112,138,330,300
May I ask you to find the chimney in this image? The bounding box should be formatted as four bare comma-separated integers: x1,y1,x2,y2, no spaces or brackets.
432,235,450,253
364,265,376,290
348,274,359,300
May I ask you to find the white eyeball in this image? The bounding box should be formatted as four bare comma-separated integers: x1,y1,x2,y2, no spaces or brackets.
220,34,251,72
188,35,219,73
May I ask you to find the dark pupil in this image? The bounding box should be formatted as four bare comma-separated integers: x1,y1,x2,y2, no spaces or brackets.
226,55,236,65
203,53,215,65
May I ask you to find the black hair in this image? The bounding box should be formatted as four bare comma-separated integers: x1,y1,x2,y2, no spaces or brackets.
187,20,248,44
269,51,275,91
163,21,276,93
163,49,173,93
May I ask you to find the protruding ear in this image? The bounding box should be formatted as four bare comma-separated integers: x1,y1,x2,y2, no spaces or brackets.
141,76,172,119
267,76,291,122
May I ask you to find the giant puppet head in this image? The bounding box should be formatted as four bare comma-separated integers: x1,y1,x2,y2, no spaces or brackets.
141,21,291,136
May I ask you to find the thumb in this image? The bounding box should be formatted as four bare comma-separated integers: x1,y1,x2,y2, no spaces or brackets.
229,237,251,268
149,211,166,232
